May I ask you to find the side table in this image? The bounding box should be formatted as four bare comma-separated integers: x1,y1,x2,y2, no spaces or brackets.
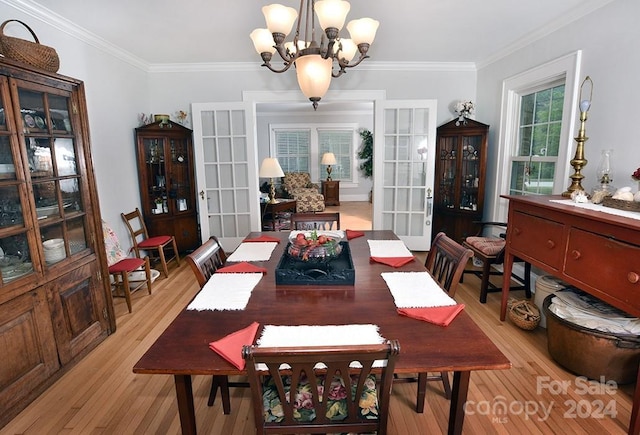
321,180,340,206
261,199,296,231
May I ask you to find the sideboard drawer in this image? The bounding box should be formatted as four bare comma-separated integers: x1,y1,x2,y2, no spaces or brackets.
565,228,640,308
510,211,565,270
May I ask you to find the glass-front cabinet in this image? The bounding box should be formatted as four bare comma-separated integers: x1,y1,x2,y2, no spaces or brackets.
432,118,488,243
135,121,199,253
0,59,111,427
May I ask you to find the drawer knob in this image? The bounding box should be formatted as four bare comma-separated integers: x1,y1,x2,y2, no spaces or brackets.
628,272,640,284
547,240,556,249
570,249,581,259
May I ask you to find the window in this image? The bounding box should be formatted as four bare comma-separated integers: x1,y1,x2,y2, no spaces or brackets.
510,83,565,195
492,51,582,221
270,123,358,184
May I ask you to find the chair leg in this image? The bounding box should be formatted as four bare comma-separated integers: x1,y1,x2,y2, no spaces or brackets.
479,260,492,303
524,261,532,298
143,256,152,295
171,237,180,266
157,247,169,278
208,375,231,414
120,272,133,313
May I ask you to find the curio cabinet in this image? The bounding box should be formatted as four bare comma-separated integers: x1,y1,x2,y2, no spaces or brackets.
0,59,112,426
432,118,488,243
135,121,199,253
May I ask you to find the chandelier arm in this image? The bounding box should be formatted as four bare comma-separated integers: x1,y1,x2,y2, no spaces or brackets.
261,60,295,74
337,53,370,70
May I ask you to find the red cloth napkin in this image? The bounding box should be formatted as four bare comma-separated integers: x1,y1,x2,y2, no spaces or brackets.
397,305,465,327
346,229,365,240
370,256,415,267
209,321,260,370
217,262,267,274
243,234,280,243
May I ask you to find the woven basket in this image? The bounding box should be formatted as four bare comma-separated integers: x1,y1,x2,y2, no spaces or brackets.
602,196,640,213
0,20,59,73
508,299,540,330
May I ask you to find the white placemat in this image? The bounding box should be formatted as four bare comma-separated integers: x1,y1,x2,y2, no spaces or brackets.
549,199,640,221
226,242,278,262
367,240,413,257
257,324,385,347
381,271,456,308
186,273,262,310
257,324,386,368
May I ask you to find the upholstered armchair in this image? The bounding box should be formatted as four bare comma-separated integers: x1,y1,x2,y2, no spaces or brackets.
282,172,325,212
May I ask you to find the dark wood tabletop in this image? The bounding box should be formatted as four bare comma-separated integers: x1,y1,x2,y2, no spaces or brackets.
134,230,510,434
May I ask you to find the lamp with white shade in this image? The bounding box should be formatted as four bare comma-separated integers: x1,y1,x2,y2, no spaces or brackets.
259,157,285,204
321,152,337,181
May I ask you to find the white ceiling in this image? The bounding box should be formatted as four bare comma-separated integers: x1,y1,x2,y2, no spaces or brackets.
26,0,611,66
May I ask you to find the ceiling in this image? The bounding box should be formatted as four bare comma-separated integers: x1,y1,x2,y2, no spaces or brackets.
26,0,610,67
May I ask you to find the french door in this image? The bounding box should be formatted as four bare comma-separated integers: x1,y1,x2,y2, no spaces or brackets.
373,100,437,251
191,102,260,251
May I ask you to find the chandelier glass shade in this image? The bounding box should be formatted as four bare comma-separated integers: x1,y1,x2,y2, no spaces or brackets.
250,0,379,109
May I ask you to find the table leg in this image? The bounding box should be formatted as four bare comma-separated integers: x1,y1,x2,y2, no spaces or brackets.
174,374,197,435
448,371,470,435
500,252,514,321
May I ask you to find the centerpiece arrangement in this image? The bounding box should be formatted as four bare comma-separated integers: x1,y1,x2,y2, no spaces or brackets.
287,230,342,261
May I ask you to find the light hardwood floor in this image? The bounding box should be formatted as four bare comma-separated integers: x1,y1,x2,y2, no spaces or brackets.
1,205,635,434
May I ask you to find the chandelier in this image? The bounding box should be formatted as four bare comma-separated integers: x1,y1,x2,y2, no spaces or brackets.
250,0,379,110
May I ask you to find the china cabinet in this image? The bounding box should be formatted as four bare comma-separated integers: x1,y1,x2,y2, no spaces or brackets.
135,121,199,253
432,118,488,243
0,59,112,427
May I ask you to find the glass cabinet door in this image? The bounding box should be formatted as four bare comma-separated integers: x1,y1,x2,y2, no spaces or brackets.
438,136,457,209
460,135,481,211
17,86,89,270
143,137,168,215
169,138,193,213
0,78,34,285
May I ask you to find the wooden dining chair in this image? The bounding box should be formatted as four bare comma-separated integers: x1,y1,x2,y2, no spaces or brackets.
185,236,247,414
290,211,340,230
396,232,473,413
242,340,400,435
121,208,180,278
462,222,532,303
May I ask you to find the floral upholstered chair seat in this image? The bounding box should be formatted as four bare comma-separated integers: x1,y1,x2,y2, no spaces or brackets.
262,373,379,423
282,172,325,212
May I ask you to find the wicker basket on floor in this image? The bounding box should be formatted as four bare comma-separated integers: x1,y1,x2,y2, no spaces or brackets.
0,20,59,73
508,298,540,330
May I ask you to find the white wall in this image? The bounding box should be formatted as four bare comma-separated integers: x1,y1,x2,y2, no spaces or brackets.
477,0,640,220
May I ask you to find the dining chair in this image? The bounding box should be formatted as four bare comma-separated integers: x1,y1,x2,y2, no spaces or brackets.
242,340,400,435
462,222,532,303
102,219,153,313
185,236,247,414
290,211,340,231
121,208,180,278
396,231,473,413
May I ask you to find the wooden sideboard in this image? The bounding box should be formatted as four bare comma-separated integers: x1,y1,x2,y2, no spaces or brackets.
500,194,640,434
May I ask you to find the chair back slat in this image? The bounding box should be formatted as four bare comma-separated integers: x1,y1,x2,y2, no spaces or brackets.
186,236,226,287
243,341,399,435
425,232,474,297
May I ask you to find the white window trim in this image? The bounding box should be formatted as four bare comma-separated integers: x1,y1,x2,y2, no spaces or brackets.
269,122,360,186
492,50,583,222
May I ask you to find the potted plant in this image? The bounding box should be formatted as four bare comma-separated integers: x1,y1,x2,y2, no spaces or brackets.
357,129,373,201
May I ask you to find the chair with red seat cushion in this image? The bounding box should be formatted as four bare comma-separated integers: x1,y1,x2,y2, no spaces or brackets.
102,219,153,313
121,208,180,278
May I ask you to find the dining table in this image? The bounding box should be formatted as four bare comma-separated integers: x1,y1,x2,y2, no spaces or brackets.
133,230,510,435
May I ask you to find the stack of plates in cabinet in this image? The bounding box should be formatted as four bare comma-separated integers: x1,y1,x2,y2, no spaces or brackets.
534,275,569,328
43,238,65,264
